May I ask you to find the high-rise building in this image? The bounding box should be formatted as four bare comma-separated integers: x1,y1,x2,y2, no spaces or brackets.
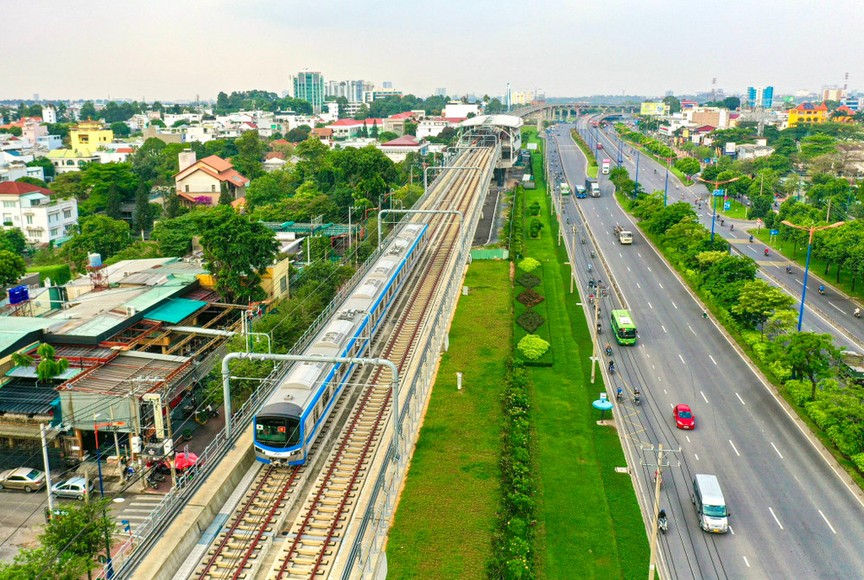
325,80,366,103
382,81,393,89
293,70,325,112
435,88,447,97
746,86,774,109
822,87,844,102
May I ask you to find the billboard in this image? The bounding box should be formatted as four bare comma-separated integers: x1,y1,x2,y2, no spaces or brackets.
640,102,669,116
724,142,736,155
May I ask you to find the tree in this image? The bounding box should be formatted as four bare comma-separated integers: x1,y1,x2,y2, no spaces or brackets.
61,215,133,269
662,95,682,114
15,176,48,188
674,157,701,176
13,343,70,384
133,181,156,233
731,279,795,333
78,163,140,216
78,101,98,120
246,171,290,210
39,498,115,580
27,157,55,179
218,181,232,205
780,332,839,400
285,125,312,143
197,205,279,303
151,211,205,256
0,250,26,287
109,121,130,137
0,228,27,254
370,121,379,138
231,130,266,180
722,96,741,110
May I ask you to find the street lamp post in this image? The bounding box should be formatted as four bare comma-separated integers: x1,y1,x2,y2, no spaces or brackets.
633,150,640,197
695,175,743,242
663,157,671,206
781,220,845,331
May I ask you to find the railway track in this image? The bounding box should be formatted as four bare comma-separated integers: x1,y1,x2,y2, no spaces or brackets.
191,147,492,579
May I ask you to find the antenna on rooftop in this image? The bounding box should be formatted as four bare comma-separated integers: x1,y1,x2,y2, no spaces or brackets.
843,72,849,93
711,77,717,101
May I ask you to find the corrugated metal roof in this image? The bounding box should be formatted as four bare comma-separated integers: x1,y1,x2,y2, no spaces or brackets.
0,380,58,415
145,298,207,324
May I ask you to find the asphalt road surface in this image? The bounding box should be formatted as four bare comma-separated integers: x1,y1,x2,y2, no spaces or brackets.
545,122,864,579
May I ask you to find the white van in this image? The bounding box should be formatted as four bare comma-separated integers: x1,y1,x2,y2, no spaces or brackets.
692,474,729,533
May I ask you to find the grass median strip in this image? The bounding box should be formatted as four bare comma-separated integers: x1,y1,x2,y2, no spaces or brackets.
387,260,511,579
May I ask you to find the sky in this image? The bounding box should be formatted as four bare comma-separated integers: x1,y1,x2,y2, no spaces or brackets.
1,0,862,102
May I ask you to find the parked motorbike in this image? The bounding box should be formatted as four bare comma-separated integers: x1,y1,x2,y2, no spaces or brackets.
145,473,161,489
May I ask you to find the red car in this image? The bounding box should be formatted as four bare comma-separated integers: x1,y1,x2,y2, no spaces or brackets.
673,404,695,430
596,143,604,150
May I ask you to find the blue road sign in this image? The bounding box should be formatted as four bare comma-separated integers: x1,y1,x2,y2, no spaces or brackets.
713,189,725,196
724,202,731,210
770,229,779,236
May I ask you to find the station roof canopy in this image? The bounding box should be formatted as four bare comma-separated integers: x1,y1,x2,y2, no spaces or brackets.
144,298,208,324
459,114,524,129
264,222,358,237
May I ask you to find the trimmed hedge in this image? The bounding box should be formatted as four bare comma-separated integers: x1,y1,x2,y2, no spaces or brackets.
517,334,550,361
488,360,535,579
516,273,540,289
27,264,72,286
516,310,545,333
516,288,545,308
518,257,541,273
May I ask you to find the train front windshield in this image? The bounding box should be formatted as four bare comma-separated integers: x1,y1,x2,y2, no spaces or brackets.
256,416,301,447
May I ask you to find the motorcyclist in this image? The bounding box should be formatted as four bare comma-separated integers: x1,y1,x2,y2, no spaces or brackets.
764,248,769,256
786,266,793,274
608,360,615,373
730,224,734,231
616,386,623,401
855,307,861,318
818,285,825,295
633,387,641,404
749,235,754,243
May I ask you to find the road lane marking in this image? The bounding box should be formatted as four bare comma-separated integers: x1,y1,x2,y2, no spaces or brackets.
735,393,745,405
663,388,667,395
651,364,656,370
729,440,740,456
819,510,837,534
647,266,652,272
688,324,696,335
638,252,642,258
685,435,691,443
627,266,631,272
658,282,664,289
743,556,750,568
678,354,686,365
829,302,844,314
636,282,641,289
649,301,654,309
671,300,678,309
694,453,699,461
661,324,667,333
768,507,784,529
771,442,783,459
700,391,709,403
729,525,735,535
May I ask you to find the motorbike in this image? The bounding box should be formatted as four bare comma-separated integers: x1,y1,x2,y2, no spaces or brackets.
145,473,161,489
616,388,623,402
605,345,613,357
764,248,770,257
608,362,616,375
658,511,668,534
855,308,861,319
146,459,171,476
818,286,825,295
633,391,641,405
786,266,793,274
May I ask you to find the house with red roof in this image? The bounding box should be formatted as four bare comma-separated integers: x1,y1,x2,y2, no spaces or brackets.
788,102,829,127
0,181,79,246
831,105,857,123
173,152,249,206
378,135,429,162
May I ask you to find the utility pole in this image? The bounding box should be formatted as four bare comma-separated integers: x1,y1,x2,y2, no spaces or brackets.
643,443,681,580
40,424,55,515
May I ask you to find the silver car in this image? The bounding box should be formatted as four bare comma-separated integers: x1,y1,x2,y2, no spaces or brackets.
0,467,47,492
51,476,93,500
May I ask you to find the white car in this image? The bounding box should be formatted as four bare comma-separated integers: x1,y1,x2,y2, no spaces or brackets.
0,467,46,492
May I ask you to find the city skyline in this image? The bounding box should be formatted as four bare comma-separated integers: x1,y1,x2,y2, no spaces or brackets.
1,0,861,102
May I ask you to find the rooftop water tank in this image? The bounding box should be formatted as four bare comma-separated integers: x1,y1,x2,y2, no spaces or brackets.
8,285,29,305
88,253,103,268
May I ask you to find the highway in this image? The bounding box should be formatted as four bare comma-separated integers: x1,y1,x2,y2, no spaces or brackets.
586,121,864,351
546,123,864,579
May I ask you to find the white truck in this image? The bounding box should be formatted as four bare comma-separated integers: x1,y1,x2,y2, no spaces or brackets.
614,224,633,245
585,178,600,198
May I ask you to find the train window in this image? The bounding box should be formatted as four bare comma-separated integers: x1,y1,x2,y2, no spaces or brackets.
322,384,331,408
256,416,301,446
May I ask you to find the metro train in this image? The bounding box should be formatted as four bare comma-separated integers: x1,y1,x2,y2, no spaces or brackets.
253,223,428,466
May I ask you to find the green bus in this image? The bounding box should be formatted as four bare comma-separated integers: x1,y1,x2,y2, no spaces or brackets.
560,182,571,196
610,309,637,345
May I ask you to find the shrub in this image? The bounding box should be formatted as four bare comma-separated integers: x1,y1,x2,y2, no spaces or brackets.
786,379,813,406
529,218,543,238
518,257,541,273
517,334,550,360
516,288,545,308
853,453,864,474
529,201,541,216
516,310,545,333
516,273,540,289
509,188,525,257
